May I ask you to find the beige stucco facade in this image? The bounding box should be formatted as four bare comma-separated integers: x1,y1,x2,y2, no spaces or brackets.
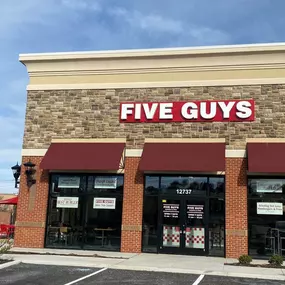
21,43,285,90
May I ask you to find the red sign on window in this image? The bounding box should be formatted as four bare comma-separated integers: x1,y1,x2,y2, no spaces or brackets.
120,100,254,123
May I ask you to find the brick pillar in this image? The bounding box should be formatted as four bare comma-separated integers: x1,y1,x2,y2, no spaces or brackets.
14,156,49,248
121,157,144,252
225,157,248,258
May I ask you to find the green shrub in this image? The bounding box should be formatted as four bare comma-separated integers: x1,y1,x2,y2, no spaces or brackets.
238,254,252,265
268,255,283,266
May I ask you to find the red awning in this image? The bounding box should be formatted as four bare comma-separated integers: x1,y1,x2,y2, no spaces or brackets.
139,143,225,172
0,196,18,205
248,143,285,173
40,143,125,171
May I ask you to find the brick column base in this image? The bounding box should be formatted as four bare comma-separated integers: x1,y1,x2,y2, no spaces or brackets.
225,157,248,258
14,226,45,248
14,156,48,248
121,157,143,253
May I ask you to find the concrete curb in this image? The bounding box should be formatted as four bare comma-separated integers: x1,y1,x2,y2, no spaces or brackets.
108,264,285,281
9,248,137,259
0,260,21,270
23,259,115,268
225,271,285,281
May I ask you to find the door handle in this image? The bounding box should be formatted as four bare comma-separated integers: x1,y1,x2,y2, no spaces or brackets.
179,230,185,234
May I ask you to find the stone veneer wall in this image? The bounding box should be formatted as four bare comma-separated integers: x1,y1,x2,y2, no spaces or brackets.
24,85,285,149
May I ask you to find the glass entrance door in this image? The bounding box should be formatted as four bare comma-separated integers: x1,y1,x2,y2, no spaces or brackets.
159,197,207,255
160,199,181,251
184,199,206,255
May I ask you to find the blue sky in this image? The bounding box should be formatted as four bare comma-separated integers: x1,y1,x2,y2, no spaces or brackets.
0,0,285,193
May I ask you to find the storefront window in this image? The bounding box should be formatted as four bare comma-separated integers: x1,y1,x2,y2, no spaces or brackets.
83,195,123,251
209,198,225,256
46,196,83,249
248,178,285,258
46,174,123,251
142,196,158,252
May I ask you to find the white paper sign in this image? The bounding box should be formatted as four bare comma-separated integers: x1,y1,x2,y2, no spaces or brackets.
93,198,116,209
58,176,80,188
57,197,79,208
257,202,283,215
256,179,283,193
94,177,117,189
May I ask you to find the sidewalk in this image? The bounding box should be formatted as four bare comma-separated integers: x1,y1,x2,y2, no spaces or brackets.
4,247,285,281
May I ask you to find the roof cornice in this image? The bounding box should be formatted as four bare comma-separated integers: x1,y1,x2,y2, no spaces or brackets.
19,42,285,87
19,42,285,62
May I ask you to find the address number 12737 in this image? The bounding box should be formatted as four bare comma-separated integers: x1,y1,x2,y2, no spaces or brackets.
176,189,192,194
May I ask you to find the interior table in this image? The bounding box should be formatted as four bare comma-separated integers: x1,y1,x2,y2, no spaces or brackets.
94,228,115,247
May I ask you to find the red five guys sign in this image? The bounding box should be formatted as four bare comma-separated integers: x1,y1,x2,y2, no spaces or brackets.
120,100,255,123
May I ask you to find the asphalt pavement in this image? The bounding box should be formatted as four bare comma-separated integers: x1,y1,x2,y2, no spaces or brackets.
0,263,284,285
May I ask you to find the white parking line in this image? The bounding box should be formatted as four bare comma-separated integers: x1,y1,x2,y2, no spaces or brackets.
63,267,107,285
192,274,205,285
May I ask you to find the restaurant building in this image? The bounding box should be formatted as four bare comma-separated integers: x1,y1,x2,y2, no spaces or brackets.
15,43,285,258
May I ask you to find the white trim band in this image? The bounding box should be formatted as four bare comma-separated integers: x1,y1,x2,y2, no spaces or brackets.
22,148,247,158
246,138,285,143
26,78,285,91
144,138,225,143
51,138,126,143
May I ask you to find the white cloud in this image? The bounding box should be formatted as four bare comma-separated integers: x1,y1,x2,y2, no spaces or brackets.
187,26,230,45
109,7,128,17
109,8,184,34
107,6,229,44
134,13,183,34
0,1,59,39
61,0,101,11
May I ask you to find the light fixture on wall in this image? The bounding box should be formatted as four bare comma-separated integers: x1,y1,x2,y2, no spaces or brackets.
11,162,21,188
23,160,36,188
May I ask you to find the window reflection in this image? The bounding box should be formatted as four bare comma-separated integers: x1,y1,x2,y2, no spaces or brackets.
50,175,86,195
248,178,285,196
161,176,207,195
209,177,225,196
145,176,160,195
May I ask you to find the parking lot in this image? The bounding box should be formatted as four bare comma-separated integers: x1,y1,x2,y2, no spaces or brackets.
0,263,284,285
